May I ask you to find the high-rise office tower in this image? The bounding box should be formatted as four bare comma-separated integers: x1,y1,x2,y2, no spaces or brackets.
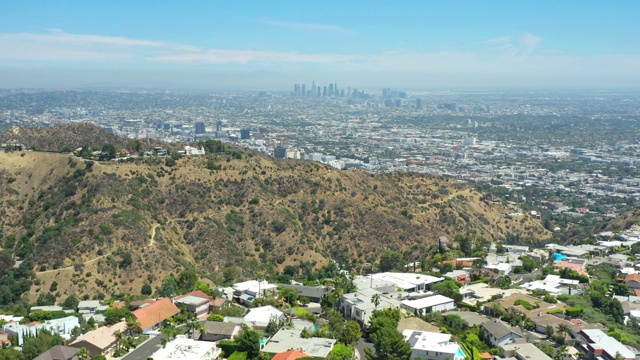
216,120,223,132
415,98,423,109
240,129,250,140
195,121,206,135
317,87,321,97
294,84,300,95
329,83,334,96
311,80,316,97
301,84,306,97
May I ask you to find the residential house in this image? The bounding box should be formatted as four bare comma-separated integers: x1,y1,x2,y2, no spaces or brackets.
262,329,336,359
624,274,640,290
459,283,527,306
241,305,285,329
232,280,278,306
403,330,465,360
272,349,313,360
554,259,589,276
194,321,241,342
400,294,455,315
367,272,444,292
150,336,221,360
281,284,328,303
443,270,471,285
3,316,79,345
174,290,212,318
30,305,64,313
132,297,180,334
77,300,108,314
70,321,127,357
481,319,524,347
483,294,567,319
211,297,229,310
0,332,11,346
521,274,581,295
341,288,401,326
530,314,574,335
576,329,636,360
33,346,79,360
500,342,552,360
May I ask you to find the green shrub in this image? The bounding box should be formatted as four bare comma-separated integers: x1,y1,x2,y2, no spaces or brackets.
218,340,239,357
566,307,583,317
514,299,536,310
228,352,247,360
547,309,564,314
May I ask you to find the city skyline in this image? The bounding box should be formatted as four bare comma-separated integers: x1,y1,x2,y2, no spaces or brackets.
0,1,639,89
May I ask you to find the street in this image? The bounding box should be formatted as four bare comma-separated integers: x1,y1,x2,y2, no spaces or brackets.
121,335,162,360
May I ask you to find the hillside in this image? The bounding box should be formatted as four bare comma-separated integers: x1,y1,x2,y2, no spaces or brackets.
0,150,550,302
0,123,161,153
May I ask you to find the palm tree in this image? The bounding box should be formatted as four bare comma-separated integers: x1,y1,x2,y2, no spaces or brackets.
113,330,125,354
76,347,90,360
557,323,571,340
161,324,178,347
186,319,205,339
126,317,141,338
371,293,381,309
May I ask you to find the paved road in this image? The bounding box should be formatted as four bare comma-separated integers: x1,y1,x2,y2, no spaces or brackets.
355,338,374,360
122,335,162,360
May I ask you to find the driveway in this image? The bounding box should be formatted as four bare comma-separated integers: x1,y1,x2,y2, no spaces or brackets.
355,338,374,360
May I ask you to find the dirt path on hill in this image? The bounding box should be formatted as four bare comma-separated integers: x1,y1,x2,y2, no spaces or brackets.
35,253,110,275
149,224,159,247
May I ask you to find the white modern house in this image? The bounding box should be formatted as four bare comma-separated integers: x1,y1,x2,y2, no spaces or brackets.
3,316,79,345
241,305,285,329
232,280,278,305
355,272,444,292
342,288,401,326
400,294,455,315
403,330,465,360
150,336,221,360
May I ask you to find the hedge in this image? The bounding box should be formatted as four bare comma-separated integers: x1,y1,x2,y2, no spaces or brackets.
218,340,239,357
566,307,583,317
228,352,248,360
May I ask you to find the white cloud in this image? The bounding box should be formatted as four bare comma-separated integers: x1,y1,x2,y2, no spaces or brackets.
259,19,355,34
0,30,638,88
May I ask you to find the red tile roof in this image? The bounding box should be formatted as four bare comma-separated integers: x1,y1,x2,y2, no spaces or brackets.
272,350,312,360
625,274,640,283
132,298,180,331
175,290,212,301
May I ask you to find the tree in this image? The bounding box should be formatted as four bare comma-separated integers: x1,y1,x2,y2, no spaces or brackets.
160,324,178,346
337,320,362,347
328,343,353,360
22,330,63,360
236,327,261,359
431,279,462,302
126,317,141,337
365,326,412,360
176,270,198,294
76,347,90,360
141,283,153,295
455,235,473,256
495,275,512,289
128,139,142,154
208,313,224,322
101,143,117,160
62,294,79,310
371,293,381,309
36,292,56,306
379,250,403,272
104,307,132,325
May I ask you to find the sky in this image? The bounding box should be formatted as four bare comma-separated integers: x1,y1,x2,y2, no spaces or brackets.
0,0,639,90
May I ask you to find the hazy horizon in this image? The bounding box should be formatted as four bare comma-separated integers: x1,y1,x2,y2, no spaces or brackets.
1,1,639,90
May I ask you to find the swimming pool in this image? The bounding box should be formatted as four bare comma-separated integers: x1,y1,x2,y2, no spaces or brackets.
456,348,465,358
